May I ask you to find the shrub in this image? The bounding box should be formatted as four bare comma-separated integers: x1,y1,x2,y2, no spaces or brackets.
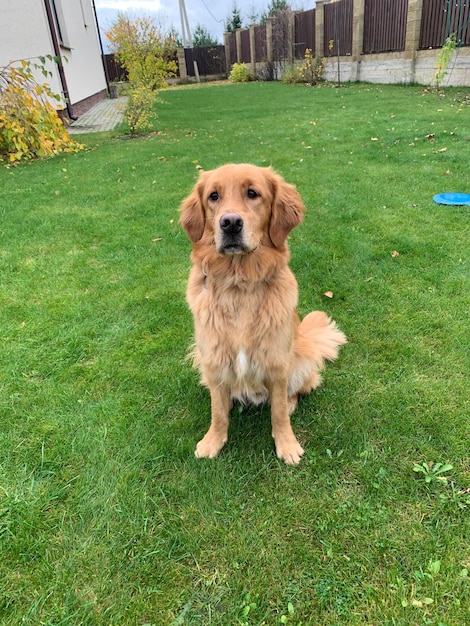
432,34,457,90
229,63,255,83
0,57,82,163
125,85,157,136
281,51,325,86
281,66,303,84
299,49,325,85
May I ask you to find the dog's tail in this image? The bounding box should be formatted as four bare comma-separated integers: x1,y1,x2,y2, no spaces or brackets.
289,311,347,396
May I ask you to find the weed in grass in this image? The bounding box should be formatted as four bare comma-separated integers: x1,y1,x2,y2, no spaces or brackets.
413,461,454,484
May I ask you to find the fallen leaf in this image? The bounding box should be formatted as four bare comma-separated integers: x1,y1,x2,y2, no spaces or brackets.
391,250,400,258
444,169,451,175
152,237,163,242
322,291,334,298
437,147,447,153
371,137,378,141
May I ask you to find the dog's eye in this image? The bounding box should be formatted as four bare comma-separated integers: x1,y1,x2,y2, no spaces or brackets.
247,189,258,199
208,191,219,202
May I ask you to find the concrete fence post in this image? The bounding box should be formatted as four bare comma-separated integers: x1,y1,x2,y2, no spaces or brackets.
249,24,256,73
236,29,242,63
177,47,188,83
315,1,326,59
352,0,365,81
405,0,424,82
266,18,274,63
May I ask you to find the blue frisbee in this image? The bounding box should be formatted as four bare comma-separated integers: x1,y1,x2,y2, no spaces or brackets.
433,192,470,206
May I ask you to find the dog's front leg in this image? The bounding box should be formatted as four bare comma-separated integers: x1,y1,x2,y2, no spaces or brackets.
269,376,305,465
195,383,231,459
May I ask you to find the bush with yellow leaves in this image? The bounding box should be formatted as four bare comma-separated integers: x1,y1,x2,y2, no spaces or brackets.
0,56,82,163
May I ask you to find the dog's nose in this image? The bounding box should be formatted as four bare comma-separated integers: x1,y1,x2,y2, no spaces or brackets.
220,213,243,235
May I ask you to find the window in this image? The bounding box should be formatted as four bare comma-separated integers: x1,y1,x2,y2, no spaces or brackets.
50,0,71,49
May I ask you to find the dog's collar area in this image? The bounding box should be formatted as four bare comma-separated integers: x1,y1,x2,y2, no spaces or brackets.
220,244,259,256
200,244,261,286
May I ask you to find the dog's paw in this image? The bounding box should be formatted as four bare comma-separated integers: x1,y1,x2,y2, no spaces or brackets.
274,433,305,466
195,431,227,459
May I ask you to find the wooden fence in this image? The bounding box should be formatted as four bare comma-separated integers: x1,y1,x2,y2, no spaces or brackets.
363,0,409,54
103,54,127,82
184,45,226,77
294,8,316,59
420,0,470,48
324,0,354,56
223,0,470,86
103,1,470,86
229,0,469,66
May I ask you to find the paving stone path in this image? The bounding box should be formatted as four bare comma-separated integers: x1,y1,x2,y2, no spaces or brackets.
68,97,128,134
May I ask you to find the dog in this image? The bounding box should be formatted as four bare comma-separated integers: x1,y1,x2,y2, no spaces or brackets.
179,164,346,465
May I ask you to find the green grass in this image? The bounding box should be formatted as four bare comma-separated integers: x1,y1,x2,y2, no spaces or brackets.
1,82,469,625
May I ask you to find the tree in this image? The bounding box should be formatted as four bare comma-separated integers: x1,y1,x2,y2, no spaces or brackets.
259,1,293,80
225,2,243,32
105,13,177,135
105,13,177,91
192,24,220,47
260,0,290,23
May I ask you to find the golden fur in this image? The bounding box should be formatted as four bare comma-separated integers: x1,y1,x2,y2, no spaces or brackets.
180,164,346,465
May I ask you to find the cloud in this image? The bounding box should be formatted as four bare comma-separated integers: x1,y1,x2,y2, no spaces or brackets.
95,1,162,11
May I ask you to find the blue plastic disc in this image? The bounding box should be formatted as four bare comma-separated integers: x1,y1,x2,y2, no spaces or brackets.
433,192,470,206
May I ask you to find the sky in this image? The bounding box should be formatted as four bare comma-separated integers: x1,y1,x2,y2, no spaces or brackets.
94,0,315,49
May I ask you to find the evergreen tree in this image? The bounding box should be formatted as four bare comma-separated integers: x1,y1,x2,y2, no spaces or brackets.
192,24,220,47
225,2,243,32
261,0,290,23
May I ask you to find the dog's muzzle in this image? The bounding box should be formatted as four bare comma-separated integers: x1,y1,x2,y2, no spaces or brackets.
218,213,247,254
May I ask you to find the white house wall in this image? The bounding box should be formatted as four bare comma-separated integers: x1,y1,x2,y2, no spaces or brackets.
0,0,63,99
57,0,107,106
0,0,107,114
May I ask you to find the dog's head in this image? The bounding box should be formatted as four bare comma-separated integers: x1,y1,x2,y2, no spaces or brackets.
179,164,306,253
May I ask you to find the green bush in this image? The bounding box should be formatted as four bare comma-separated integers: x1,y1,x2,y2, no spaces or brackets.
281,50,325,86
0,57,82,163
281,66,303,84
299,49,325,85
229,63,255,83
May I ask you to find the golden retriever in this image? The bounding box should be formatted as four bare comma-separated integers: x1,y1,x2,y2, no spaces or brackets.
180,164,346,465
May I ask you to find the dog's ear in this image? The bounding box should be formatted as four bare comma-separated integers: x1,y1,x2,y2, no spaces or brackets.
179,179,205,243
268,172,306,249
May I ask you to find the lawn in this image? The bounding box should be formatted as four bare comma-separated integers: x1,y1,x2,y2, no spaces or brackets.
0,81,469,625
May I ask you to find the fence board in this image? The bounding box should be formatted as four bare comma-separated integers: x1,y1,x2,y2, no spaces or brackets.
103,54,127,82
324,0,353,57
420,0,470,49
184,46,226,77
295,8,315,59
254,24,267,62
363,0,408,54
240,29,251,63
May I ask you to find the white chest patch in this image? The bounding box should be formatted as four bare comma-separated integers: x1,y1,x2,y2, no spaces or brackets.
236,348,249,377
